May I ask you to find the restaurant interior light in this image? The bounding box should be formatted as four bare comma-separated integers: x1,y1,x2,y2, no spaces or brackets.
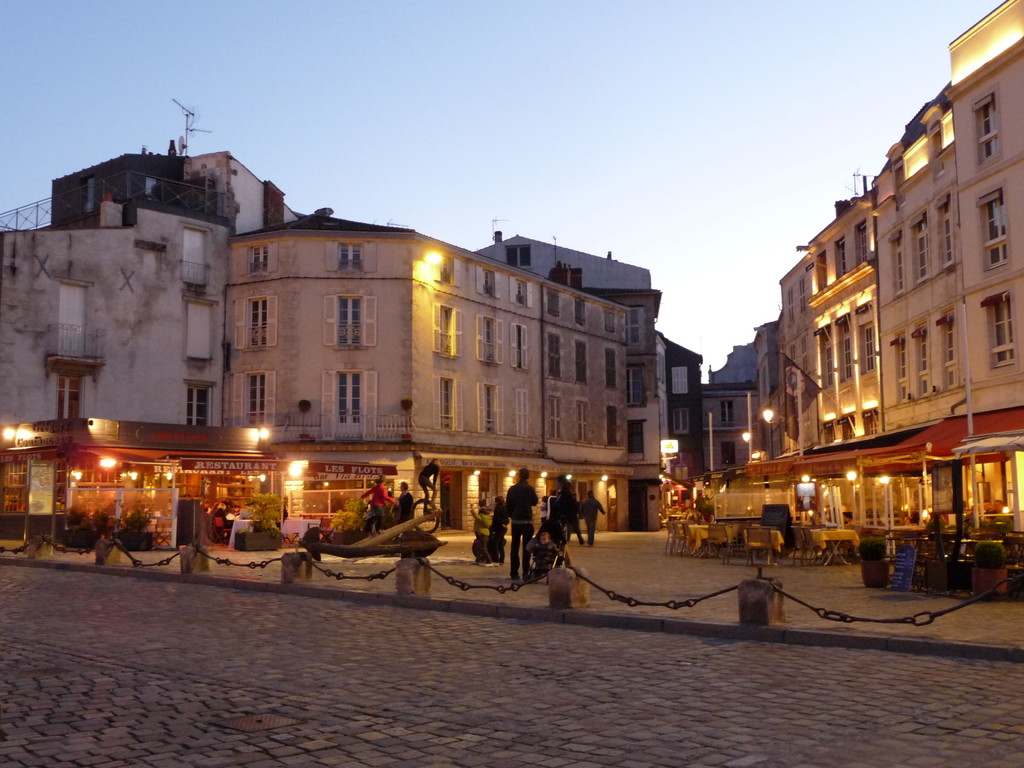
846,470,857,481
801,475,810,483
258,428,270,439
99,458,117,468
565,474,572,480
2,428,14,440
508,470,516,477
880,475,890,485
258,474,266,482
473,469,480,476
540,471,548,478
288,461,305,478
601,475,608,482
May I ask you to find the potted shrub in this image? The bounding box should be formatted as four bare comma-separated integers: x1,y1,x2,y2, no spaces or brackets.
63,506,99,549
235,493,283,551
858,536,889,588
330,498,369,545
972,541,1008,598
116,504,153,551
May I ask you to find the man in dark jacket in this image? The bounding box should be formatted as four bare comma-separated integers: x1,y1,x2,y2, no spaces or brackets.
505,468,538,580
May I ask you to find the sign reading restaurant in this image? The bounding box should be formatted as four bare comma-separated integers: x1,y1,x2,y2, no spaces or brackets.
179,459,282,475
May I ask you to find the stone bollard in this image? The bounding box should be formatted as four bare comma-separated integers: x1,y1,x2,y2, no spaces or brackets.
25,537,53,559
548,567,590,610
738,577,785,625
94,539,122,566
396,557,431,595
281,552,313,584
180,546,211,574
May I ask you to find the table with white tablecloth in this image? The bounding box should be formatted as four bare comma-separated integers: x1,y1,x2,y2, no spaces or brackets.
281,518,320,543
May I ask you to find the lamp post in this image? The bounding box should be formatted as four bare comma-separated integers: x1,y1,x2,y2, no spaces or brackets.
761,408,774,460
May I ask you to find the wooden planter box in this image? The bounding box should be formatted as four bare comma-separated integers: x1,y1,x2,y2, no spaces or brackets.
235,530,281,551
972,567,1008,598
62,530,100,550
116,531,153,551
860,560,889,588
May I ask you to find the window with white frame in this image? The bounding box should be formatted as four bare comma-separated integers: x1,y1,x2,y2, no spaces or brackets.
798,275,807,309
575,400,588,442
861,324,876,373
183,228,207,284
248,245,268,274
719,400,734,427
547,333,561,378
338,244,362,271
821,336,835,388
939,199,954,268
511,323,528,369
913,215,929,282
604,348,617,388
574,297,586,325
515,388,528,436
336,297,363,346
546,289,560,317
671,366,688,394
337,372,362,425
914,329,929,396
941,317,956,388
433,305,461,357
835,237,848,277
892,235,905,294
247,372,268,425
247,298,270,347
513,278,527,306
438,254,455,285
438,377,457,430
987,294,1015,366
477,315,500,364
547,395,562,440
57,375,81,419
186,384,210,426
482,268,496,297
672,407,690,434
478,383,499,433
981,191,1008,268
626,366,644,406
894,338,908,400
840,325,853,381
574,339,587,383
976,94,999,162
626,307,643,345
855,221,869,264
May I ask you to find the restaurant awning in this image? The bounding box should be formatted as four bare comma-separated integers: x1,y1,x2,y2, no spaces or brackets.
66,446,179,465
953,432,1024,456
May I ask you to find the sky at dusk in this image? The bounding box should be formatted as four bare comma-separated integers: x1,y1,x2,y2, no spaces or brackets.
2,0,1002,374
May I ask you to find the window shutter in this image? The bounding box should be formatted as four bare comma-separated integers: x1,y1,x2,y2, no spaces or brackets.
234,299,246,350
265,371,277,422
325,242,338,272
232,373,244,427
432,304,442,353
433,376,442,429
323,295,337,345
494,320,505,364
454,309,464,357
322,371,336,421
476,266,485,295
495,385,504,434
266,296,278,347
453,258,463,288
521,328,529,368
364,370,378,429
455,379,464,431
363,242,376,273
527,283,535,308
363,296,377,346
477,382,485,431
267,243,279,274
476,315,484,360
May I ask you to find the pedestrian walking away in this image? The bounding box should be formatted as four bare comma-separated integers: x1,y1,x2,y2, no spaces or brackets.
580,489,605,546
360,476,396,535
550,474,584,547
505,468,538,580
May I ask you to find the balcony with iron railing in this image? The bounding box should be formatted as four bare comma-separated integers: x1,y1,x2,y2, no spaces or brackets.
49,324,105,360
237,412,413,443
0,171,226,232
181,260,209,287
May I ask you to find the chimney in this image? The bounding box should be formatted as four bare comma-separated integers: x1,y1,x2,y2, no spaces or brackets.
834,199,853,218
168,139,177,156
607,251,613,260
548,260,570,286
569,267,583,289
263,180,286,226
493,230,502,243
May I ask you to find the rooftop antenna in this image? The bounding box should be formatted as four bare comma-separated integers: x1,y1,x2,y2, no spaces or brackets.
172,98,212,156
845,168,866,197
491,217,507,233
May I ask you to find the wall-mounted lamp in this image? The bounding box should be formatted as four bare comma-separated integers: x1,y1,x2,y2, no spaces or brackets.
601,475,609,482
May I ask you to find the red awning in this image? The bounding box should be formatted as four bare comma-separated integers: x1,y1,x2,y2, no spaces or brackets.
0,448,61,464
178,457,285,475
67,447,177,466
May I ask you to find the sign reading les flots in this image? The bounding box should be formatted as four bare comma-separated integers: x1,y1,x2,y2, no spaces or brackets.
305,461,398,477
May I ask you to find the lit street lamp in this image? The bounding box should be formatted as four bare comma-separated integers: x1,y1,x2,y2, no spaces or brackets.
761,408,774,460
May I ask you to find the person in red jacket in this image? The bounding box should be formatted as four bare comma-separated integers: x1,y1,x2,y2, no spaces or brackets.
361,477,396,535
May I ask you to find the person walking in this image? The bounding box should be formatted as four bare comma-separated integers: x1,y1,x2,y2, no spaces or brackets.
360,476,396,536
396,481,414,523
487,495,508,565
550,475,584,547
579,489,605,547
505,468,538,581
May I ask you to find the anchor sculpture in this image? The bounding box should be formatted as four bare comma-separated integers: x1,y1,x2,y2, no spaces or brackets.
299,512,445,561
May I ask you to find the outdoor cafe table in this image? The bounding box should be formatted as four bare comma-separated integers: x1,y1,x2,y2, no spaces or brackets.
281,518,320,544
227,519,251,549
688,523,741,556
811,528,860,565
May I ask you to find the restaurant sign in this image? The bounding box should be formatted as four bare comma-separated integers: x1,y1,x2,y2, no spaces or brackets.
179,459,282,475
306,461,398,478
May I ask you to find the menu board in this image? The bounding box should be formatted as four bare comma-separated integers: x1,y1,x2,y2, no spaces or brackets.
891,543,917,591
760,504,790,533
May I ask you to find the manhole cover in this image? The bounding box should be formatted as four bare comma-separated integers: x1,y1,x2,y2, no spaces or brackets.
220,714,301,732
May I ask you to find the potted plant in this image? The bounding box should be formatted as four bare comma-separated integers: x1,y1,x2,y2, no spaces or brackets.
694,495,715,523
330,498,369,545
116,504,153,551
972,541,1008,598
63,506,99,549
858,536,889,588
234,492,283,551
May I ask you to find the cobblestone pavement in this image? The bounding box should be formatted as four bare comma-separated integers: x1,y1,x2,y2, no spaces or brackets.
2,564,1024,768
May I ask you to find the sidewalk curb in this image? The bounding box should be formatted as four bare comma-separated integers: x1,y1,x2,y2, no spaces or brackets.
3,555,1021,663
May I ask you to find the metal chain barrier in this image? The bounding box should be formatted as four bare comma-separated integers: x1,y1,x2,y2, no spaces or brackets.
770,570,1024,626
0,543,30,555
418,559,546,592
195,549,284,570
110,540,182,568
568,565,740,609
309,559,396,582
